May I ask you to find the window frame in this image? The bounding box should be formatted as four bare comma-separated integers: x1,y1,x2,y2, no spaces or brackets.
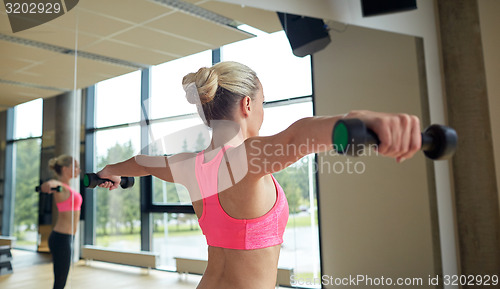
2,103,43,247
1,108,15,236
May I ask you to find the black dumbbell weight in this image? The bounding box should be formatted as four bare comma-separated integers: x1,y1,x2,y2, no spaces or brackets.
83,173,134,189
35,185,62,193
332,118,457,160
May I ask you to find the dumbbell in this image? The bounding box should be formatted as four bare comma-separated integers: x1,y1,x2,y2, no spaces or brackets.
332,118,458,160
35,185,62,193
83,173,135,189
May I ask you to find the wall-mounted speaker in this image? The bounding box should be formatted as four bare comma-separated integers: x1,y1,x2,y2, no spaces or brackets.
277,12,331,57
361,0,417,17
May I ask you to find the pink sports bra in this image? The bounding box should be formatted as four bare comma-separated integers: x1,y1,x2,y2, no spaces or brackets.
195,146,289,250
56,183,82,212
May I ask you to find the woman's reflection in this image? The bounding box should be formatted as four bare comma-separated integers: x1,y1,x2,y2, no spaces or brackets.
39,155,81,289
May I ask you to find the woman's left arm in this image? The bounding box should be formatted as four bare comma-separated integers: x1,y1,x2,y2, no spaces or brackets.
40,179,65,194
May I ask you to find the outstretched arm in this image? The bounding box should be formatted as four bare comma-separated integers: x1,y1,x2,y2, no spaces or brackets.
40,179,67,194
243,110,421,178
97,153,194,190
288,110,421,158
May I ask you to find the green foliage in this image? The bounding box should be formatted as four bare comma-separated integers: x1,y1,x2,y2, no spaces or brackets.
13,139,41,238
273,157,315,214
193,132,206,151
96,141,140,236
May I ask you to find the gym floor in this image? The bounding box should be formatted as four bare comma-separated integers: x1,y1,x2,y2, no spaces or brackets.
1,249,202,289
2,250,291,289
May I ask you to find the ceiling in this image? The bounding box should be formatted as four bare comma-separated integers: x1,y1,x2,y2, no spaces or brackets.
0,0,282,111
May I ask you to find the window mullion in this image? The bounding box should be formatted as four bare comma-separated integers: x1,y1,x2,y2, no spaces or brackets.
140,68,153,251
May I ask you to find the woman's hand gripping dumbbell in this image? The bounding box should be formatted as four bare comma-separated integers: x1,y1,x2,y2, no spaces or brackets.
332,118,457,160
35,185,62,193
83,173,135,189
35,179,64,193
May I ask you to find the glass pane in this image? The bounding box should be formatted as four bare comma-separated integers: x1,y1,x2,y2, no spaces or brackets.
260,101,313,136
222,31,312,102
152,212,207,269
153,179,191,205
94,125,141,251
14,98,43,139
148,117,207,156
149,117,207,205
95,126,141,162
261,101,320,284
275,155,321,284
151,50,212,119
95,70,141,128
12,139,41,250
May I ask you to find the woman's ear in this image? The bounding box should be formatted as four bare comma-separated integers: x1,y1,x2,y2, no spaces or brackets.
240,96,252,116
62,165,70,176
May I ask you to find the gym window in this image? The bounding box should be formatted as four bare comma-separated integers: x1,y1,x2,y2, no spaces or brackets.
5,99,43,251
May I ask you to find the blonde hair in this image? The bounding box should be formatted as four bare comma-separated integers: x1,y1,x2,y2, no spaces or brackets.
182,61,259,126
48,155,74,176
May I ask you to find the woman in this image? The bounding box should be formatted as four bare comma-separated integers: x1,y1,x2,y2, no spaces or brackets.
97,61,421,289
40,155,82,289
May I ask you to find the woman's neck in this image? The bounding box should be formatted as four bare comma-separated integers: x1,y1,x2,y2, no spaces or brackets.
209,120,246,150
58,176,71,185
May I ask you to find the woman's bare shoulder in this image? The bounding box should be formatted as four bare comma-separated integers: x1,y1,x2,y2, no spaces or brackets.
169,152,198,162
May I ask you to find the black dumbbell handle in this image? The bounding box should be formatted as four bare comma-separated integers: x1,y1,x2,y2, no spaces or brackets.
332,118,457,160
35,186,62,193
83,173,134,189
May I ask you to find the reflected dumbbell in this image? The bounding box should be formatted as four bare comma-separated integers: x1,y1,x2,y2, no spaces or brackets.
332,118,458,160
83,173,135,189
35,185,62,193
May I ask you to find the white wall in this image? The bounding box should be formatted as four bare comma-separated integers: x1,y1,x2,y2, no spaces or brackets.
313,24,435,288
478,0,500,216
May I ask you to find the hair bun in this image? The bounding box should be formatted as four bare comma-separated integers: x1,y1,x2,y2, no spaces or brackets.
47,155,74,176
182,67,218,105
48,157,58,171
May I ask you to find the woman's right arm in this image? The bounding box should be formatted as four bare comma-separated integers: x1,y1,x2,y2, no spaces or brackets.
97,153,194,190
243,110,421,178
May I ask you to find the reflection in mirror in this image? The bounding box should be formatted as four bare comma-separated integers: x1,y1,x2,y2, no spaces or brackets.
0,2,82,287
